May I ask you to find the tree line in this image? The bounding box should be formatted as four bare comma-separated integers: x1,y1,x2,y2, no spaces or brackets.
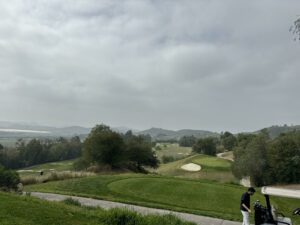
232,131,300,186
0,136,82,169
179,131,237,156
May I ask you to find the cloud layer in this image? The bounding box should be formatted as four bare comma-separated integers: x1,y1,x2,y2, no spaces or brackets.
0,0,299,132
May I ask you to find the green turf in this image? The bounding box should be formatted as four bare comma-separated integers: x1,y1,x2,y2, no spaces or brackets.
156,154,236,183
0,191,194,225
25,174,300,224
191,155,231,171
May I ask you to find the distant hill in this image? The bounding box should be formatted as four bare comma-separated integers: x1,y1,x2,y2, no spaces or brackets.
0,121,91,138
258,125,300,138
137,127,219,141
1,121,299,141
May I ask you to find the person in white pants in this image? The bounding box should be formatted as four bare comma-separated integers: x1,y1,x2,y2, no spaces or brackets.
240,187,256,225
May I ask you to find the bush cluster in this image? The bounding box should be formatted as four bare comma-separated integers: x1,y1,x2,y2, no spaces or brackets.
0,166,20,191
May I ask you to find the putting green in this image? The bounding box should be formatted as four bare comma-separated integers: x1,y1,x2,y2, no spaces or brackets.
107,177,246,218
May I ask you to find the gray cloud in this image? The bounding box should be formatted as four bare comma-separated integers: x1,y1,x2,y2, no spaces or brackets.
0,0,300,132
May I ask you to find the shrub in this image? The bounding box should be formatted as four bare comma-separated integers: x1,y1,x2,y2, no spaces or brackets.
100,208,196,225
161,155,184,164
0,166,20,191
155,145,162,151
73,157,90,171
101,208,142,225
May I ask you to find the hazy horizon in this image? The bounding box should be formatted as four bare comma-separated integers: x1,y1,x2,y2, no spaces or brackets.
0,120,298,134
1,1,299,133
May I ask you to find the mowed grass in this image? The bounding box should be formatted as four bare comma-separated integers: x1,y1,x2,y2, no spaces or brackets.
157,154,236,183
0,191,195,225
25,174,300,223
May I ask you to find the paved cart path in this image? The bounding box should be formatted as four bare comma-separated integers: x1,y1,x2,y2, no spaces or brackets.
30,192,241,225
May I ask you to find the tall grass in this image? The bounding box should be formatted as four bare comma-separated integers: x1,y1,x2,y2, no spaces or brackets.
100,208,195,225
21,171,95,185
63,197,82,206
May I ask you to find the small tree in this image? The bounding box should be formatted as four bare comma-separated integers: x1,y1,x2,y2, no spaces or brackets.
179,136,196,147
221,131,237,151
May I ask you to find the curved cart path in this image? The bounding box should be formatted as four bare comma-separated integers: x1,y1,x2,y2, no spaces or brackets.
30,192,241,225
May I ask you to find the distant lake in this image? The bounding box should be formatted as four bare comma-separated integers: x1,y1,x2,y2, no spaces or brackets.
0,128,50,134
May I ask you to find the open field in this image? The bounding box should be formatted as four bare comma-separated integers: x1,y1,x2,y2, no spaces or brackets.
25,174,300,224
0,192,194,225
157,154,236,183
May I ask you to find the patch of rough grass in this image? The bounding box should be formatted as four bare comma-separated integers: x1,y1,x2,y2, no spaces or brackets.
101,208,195,225
63,197,81,206
21,171,95,185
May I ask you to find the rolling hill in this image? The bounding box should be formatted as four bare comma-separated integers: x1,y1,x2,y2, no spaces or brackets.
137,128,219,140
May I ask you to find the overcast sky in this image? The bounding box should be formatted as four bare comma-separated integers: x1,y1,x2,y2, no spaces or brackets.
0,0,299,132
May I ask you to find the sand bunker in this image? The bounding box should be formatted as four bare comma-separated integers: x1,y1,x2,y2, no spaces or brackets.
181,163,201,172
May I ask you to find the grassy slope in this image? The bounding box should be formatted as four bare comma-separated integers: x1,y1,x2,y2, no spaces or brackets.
25,174,300,224
157,154,236,183
0,191,194,225
0,192,102,225
18,159,76,178
24,159,75,171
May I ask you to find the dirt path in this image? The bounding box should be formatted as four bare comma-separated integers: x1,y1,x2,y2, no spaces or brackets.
30,192,241,225
216,152,234,162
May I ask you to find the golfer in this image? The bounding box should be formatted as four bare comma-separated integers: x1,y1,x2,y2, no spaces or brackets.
240,187,256,225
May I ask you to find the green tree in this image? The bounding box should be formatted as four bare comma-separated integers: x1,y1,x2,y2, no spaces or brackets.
125,136,158,171
83,124,125,168
267,133,300,184
221,132,237,151
179,136,196,147
232,134,269,186
0,165,20,191
23,139,44,166
193,137,217,156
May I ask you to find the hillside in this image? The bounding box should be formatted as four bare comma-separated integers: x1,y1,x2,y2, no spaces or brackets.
259,125,300,138
138,128,219,141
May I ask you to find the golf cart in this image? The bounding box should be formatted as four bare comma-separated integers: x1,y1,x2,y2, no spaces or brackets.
254,186,300,225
